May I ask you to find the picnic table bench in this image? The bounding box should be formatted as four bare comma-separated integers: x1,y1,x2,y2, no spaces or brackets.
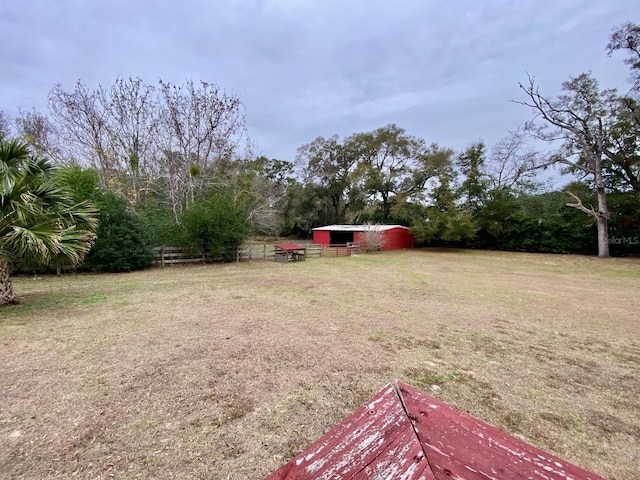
275,243,307,262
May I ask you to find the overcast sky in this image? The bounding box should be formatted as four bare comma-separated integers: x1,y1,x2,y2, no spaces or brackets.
1,0,638,162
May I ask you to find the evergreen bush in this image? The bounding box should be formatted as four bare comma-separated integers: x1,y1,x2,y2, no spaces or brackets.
85,192,155,272
179,193,248,262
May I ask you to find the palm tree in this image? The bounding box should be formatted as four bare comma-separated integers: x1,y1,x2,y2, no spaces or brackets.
1,140,98,306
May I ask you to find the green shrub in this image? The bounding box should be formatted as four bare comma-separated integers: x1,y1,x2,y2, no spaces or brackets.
138,202,182,247
179,194,248,262
55,165,102,203
86,192,154,272
608,192,640,256
472,190,597,255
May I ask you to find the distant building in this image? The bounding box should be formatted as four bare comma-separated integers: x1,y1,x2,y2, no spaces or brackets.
312,224,414,250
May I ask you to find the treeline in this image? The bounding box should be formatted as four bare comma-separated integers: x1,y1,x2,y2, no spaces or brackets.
4,120,638,275
285,131,638,256
1,22,639,273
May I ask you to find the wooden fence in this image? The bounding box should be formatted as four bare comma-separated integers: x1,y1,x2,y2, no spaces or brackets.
153,246,201,266
153,243,357,266
320,244,360,257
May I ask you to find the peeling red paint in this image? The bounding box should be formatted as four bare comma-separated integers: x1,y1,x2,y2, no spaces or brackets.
265,382,606,480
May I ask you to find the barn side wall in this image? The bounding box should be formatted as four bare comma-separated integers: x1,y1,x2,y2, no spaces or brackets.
381,228,415,250
313,230,331,245
355,228,414,250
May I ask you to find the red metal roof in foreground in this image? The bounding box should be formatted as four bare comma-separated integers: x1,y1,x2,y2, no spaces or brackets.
265,381,605,480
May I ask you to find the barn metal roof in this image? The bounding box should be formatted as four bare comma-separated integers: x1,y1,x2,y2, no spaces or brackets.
265,381,605,480
312,224,410,232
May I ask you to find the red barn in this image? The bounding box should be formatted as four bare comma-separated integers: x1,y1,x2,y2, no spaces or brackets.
312,224,414,250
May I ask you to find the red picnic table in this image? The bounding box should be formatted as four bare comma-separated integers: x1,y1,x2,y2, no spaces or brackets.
275,243,307,262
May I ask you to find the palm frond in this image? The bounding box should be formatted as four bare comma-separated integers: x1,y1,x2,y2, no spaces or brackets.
55,226,96,265
2,221,63,264
1,139,99,268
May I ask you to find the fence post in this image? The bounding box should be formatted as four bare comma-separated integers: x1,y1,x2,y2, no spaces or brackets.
161,246,165,267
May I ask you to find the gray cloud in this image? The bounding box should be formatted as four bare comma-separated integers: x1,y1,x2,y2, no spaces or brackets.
1,0,637,162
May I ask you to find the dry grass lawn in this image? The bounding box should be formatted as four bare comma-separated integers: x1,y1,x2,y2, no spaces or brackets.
1,249,639,479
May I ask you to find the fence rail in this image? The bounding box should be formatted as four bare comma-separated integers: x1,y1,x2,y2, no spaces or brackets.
321,244,361,257
152,246,204,266
152,243,357,266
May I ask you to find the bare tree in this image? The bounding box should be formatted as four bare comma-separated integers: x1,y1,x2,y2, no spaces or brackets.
98,78,160,203
231,156,294,236
14,109,63,162
360,224,385,252
514,73,620,257
49,81,110,172
49,78,160,202
487,127,540,190
48,77,246,212
158,79,246,217
0,111,11,140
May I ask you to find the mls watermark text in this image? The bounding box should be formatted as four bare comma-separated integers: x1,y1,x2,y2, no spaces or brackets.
609,236,639,245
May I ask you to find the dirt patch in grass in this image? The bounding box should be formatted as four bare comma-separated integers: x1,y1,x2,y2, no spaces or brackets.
1,249,639,479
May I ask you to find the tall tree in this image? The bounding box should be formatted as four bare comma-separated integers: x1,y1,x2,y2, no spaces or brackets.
347,124,445,223
411,165,477,245
296,135,357,224
457,142,490,213
291,128,452,229
602,100,640,192
99,77,160,203
49,80,111,171
0,141,98,305
515,73,621,257
48,77,246,213
607,22,640,92
605,23,640,192
49,78,160,202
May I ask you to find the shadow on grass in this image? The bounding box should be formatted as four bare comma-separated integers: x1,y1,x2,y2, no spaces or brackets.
1,291,108,321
